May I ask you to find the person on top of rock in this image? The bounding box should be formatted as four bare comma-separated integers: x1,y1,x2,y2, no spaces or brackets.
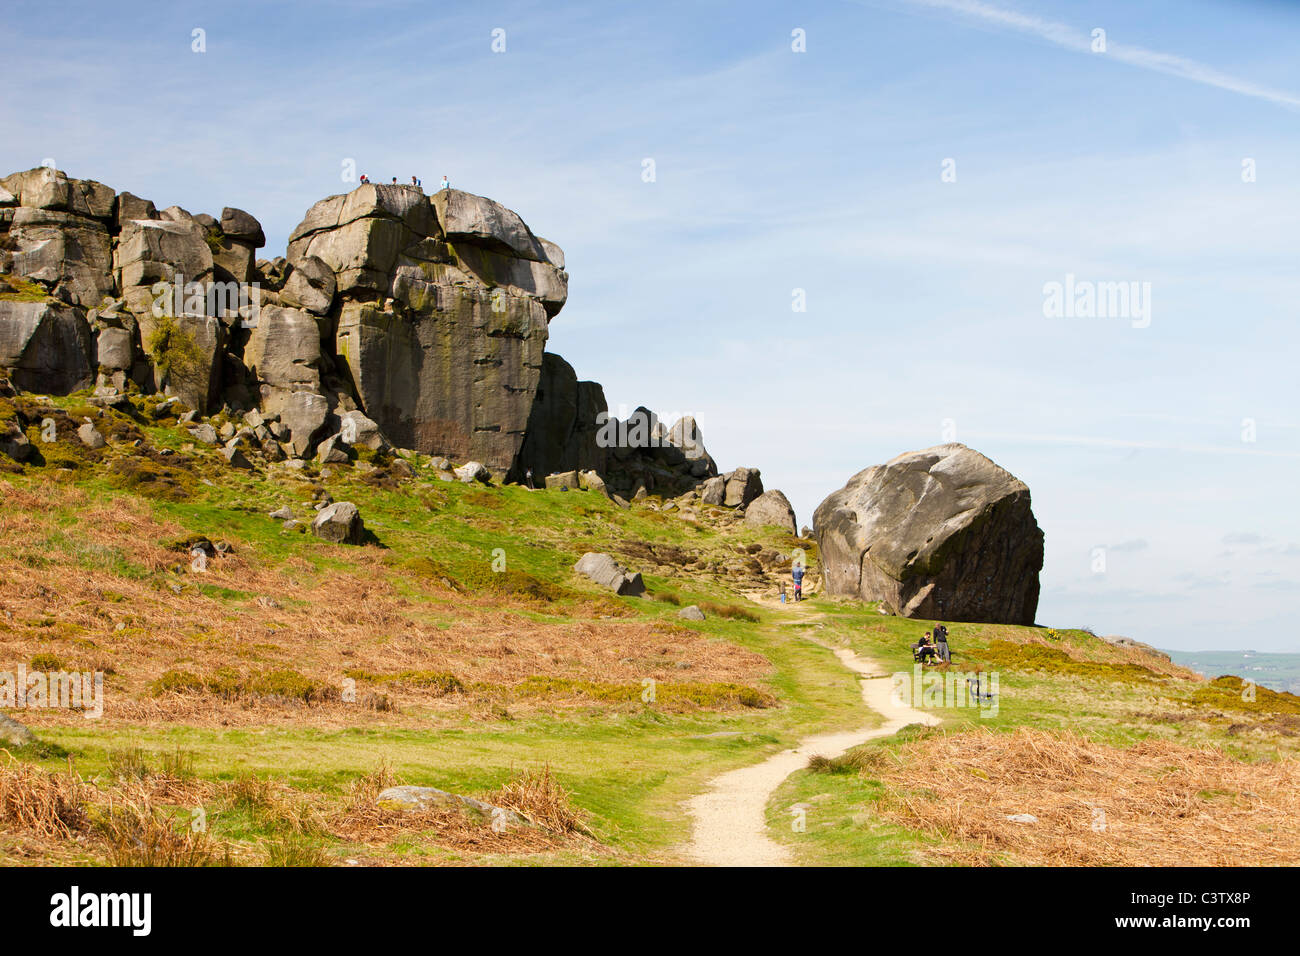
791,562,805,601
359,174,369,184
440,175,450,191
391,177,398,185
411,175,421,187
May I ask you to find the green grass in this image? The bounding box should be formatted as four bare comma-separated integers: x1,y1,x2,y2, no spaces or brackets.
5,391,1299,865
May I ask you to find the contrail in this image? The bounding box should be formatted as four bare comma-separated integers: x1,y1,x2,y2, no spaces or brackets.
900,0,1300,109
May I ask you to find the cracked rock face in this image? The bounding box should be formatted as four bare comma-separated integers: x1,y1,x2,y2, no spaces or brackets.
1,169,727,488
289,185,566,468
813,443,1044,624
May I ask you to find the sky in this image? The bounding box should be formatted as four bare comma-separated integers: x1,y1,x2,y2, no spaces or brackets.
3,0,1298,651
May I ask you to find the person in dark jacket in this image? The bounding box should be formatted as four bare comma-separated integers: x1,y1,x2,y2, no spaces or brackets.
934,623,950,663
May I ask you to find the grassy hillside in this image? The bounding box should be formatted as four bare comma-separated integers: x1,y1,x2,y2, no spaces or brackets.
2,389,1298,866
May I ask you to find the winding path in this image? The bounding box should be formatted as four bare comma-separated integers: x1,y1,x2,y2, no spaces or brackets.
683,634,939,866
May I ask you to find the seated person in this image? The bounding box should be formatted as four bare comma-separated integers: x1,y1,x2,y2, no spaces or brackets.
912,631,939,663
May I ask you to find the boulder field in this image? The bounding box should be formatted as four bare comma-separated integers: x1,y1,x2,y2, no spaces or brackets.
1,168,1049,620
813,443,1044,625
0,167,725,499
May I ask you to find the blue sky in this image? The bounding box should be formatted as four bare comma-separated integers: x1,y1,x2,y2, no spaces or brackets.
4,0,1298,651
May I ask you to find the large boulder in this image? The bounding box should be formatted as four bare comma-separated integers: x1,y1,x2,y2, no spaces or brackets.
278,255,336,315
813,443,1044,624
0,300,95,393
137,311,223,411
0,168,114,221
244,305,321,391
744,489,797,535
311,501,364,544
723,467,764,508
115,217,213,291
5,206,114,308
573,552,645,596
431,189,549,262
266,389,330,457
286,184,564,470
220,207,266,247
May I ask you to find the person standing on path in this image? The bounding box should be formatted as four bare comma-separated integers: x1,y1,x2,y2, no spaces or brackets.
791,562,805,601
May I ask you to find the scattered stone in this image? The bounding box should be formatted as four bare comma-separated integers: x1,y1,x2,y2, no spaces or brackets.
76,423,106,450
573,552,645,596
188,423,220,445
0,423,32,461
455,461,490,483
1006,813,1039,824
0,712,36,748
376,785,523,825
545,470,580,490
269,505,295,520
678,605,706,621
221,445,252,469
316,434,350,464
577,469,610,498
311,501,364,544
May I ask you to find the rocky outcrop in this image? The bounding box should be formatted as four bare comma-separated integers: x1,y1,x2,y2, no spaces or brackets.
0,168,740,490
744,489,797,535
289,185,565,470
511,353,718,498
1100,634,1170,662
1,169,115,310
513,353,607,479
813,443,1043,624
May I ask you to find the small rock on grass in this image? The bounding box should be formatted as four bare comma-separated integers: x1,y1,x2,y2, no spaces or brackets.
376,785,523,825
678,605,706,621
455,461,490,483
77,422,106,449
221,445,252,469
311,501,364,544
0,712,36,748
574,552,644,596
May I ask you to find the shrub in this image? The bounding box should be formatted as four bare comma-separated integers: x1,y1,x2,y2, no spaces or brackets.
698,601,760,623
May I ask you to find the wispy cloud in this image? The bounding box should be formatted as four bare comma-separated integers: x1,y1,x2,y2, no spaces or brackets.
900,0,1300,109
